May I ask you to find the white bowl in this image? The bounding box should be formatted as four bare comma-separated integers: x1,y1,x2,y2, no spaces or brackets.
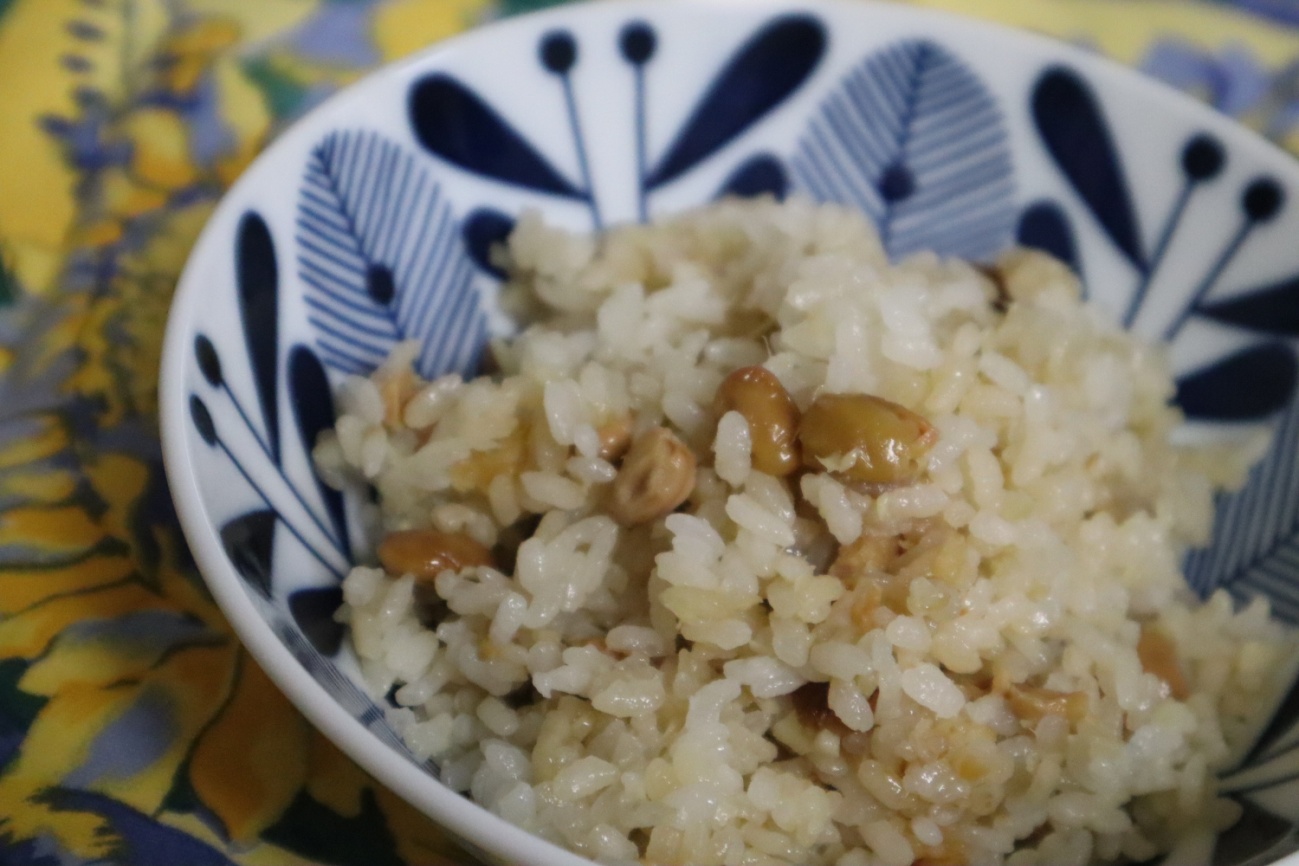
161,2,1299,863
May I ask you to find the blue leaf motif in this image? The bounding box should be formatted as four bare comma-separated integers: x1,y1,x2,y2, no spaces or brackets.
409,74,583,199
645,14,825,190
297,130,485,379
1198,273,1299,336
790,40,1015,262
1184,380,1299,624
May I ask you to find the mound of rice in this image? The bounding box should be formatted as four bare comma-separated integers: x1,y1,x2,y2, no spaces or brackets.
319,198,1295,866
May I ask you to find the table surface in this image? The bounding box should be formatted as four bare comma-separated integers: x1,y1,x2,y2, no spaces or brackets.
1,1,1298,864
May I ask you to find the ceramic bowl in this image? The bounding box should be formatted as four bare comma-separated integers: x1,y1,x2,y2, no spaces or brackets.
160,1,1299,863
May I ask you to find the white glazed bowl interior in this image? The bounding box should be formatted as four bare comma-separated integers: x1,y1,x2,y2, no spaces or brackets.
161,2,1299,864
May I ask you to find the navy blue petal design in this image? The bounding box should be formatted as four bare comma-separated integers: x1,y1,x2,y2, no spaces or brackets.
1031,68,1146,272
1016,200,1081,276
1184,372,1299,622
297,130,485,379
1244,177,1286,222
717,153,787,200
289,586,345,656
1182,133,1225,182
190,395,217,446
409,74,583,198
1197,274,1299,336
236,212,282,465
462,208,516,278
1175,342,1297,422
790,40,1015,261
220,509,278,598
195,334,223,387
619,21,656,65
288,345,349,558
539,31,577,74
645,14,825,190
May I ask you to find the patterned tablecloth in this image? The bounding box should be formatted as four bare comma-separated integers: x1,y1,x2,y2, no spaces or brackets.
1,1,1298,863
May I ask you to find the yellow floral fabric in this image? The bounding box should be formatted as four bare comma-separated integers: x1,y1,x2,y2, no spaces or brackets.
0,1,1296,863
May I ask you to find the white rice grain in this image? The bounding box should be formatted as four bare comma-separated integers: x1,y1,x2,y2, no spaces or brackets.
713,410,752,486
900,663,966,718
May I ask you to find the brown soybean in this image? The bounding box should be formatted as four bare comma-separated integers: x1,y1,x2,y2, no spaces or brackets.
608,427,696,526
1137,625,1190,701
799,393,936,487
713,366,802,476
377,528,496,580
1006,685,1087,724
596,413,634,462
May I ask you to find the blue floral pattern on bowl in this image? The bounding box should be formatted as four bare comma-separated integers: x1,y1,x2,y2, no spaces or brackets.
161,4,1299,864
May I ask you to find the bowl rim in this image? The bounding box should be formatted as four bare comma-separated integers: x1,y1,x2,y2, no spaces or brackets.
159,1,1299,864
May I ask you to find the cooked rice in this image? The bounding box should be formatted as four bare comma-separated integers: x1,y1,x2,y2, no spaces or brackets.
322,198,1295,866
